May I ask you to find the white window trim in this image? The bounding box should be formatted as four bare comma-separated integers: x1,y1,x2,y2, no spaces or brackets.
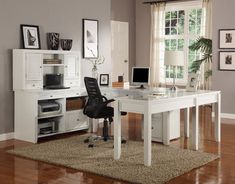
160,1,203,86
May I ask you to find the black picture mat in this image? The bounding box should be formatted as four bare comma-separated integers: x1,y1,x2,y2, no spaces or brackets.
219,51,235,71
219,29,235,49
82,19,99,59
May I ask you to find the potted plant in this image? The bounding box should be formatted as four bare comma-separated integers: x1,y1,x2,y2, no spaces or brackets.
189,37,212,80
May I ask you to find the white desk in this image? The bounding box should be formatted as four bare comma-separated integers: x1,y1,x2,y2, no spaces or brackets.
114,89,221,166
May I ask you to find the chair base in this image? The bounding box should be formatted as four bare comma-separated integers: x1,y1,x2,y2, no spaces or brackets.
84,135,127,148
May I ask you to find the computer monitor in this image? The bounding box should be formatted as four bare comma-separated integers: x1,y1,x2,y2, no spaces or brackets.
45,74,63,87
132,67,150,89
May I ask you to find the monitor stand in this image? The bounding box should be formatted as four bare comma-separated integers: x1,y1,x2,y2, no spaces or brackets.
136,85,145,89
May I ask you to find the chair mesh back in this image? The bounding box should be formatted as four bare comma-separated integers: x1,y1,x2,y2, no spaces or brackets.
84,77,103,106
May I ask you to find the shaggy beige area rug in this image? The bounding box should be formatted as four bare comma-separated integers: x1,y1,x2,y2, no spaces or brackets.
8,135,219,184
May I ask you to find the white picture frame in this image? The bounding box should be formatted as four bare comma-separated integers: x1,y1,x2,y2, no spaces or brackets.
186,73,200,92
219,29,235,49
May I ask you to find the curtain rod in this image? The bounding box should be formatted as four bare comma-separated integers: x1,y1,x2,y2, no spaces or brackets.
143,0,192,5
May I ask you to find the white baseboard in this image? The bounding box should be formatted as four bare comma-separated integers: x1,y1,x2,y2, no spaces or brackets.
0,132,14,141
212,112,235,120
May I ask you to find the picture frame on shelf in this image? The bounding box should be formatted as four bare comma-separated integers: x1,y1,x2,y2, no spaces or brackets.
219,51,235,71
99,74,109,86
186,73,200,92
21,24,41,49
219,29,235,49
82,19,99,59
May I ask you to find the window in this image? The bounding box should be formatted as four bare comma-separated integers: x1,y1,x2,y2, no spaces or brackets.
160,2,203,85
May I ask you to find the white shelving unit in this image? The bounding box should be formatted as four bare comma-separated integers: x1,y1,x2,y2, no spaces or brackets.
13,49,89,143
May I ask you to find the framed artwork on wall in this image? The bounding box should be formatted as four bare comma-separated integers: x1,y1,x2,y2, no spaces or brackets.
219,51,235,71
21,24,41,49
82,19,99,59
219,29,235,49
186,73,200,92
99,74,109,86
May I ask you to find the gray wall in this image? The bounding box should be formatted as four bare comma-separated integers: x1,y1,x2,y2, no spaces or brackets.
111,0,136,80
0,0,111,134
136,0,151,67
212,0,235,114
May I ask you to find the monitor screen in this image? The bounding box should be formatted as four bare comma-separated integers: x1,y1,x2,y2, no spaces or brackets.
45,74,63,87
132,67,150,84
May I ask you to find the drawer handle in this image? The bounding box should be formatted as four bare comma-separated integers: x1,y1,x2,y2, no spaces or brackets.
152,126,154,130
76,93,79,95
50,95,53,98
77,119,80,121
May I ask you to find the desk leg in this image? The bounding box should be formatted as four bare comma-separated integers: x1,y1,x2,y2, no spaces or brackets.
114,101,121,160
215,93,221,142
163,111,171,145
144,111,152,166
184,108,190,138
191,105,199,150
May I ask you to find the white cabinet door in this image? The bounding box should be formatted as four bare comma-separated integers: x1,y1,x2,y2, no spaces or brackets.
64,55,79,79
26,53,43,81
65,110,88,131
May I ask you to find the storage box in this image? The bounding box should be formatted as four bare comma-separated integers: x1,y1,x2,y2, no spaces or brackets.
66,97,86,111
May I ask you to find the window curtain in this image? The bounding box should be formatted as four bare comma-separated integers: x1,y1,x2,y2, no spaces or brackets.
150,3,166,87
201,0,213,89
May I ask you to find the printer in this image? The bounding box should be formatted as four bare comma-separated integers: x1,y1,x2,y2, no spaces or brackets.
38,101,62,117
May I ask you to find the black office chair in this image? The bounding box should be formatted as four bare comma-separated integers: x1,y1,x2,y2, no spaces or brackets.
83,77,126,147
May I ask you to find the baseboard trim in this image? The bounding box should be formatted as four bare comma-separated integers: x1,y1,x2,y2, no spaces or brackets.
0,132,14,141
212,112,235,120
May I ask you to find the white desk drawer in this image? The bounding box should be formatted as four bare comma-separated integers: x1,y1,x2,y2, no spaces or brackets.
66,91,81,98
39,92,65,100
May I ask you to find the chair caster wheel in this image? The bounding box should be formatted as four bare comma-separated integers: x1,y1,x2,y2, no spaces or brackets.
88,144,94,148
84,139,89,143
121,140,127,144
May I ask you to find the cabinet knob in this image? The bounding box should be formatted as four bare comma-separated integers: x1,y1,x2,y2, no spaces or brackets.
40,66,42,68
152,126,154,130
50,95,53,98
77,119,80,121
32,84,35,87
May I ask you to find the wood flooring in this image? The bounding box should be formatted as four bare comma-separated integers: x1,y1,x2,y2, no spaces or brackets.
0,106,235,184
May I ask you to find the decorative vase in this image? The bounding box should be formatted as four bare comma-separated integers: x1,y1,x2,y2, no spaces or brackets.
61,39,73,51
47,33,60,50
92,66,98,80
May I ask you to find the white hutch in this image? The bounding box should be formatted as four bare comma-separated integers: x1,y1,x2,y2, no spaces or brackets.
13,49,89,143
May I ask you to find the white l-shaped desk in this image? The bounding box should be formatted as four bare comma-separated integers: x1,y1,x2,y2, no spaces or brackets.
114,89,221,166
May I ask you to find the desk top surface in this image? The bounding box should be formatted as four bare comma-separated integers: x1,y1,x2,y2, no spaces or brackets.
114,89,220,102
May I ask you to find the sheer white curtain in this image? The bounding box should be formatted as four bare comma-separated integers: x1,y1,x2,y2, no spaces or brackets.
150,3,165,87
201,0,213,89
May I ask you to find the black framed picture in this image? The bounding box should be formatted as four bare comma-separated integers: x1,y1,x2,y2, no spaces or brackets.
219,51,235,71
219,29,235,49
21,24,41,49
100,74,109,86
82,19,99,58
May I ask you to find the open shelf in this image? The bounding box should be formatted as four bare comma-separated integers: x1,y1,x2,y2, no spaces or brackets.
38,113,64,120
38,131,62,138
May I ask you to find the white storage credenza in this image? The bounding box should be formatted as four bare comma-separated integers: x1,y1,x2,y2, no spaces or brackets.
14,89,89,143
